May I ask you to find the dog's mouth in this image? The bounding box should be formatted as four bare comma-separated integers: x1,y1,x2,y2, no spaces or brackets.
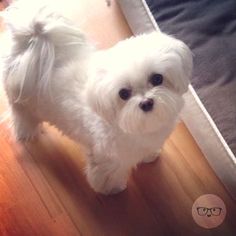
118,94,183,135
118,108,174,135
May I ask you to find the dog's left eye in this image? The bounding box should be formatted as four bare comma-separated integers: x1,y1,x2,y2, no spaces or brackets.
119,88,131,100
149,74,163,86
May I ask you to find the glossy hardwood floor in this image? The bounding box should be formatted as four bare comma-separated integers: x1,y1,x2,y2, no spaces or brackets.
0,1,235,235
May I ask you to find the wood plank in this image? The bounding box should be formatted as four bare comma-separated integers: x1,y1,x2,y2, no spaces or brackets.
134,123,236,235
22,126,163,236
0,125,80,236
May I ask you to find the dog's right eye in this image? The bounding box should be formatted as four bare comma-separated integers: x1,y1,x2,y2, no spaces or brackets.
149,73,163,86
119,88,131,100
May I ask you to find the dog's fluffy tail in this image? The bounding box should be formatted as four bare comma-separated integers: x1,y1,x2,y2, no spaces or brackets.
2,2,91,103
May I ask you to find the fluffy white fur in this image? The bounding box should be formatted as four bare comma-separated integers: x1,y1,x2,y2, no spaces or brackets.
2,3,193,194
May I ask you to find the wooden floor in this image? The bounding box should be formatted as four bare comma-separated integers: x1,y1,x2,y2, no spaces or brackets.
0,1,236,235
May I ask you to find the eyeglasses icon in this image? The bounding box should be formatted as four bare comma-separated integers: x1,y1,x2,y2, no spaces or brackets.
197,207,222,217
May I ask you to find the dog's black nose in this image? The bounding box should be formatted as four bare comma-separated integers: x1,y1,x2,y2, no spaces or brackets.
139,98,154,112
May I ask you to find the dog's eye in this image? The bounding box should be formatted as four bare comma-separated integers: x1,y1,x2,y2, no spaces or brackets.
149,74,163,86
119,88,131,100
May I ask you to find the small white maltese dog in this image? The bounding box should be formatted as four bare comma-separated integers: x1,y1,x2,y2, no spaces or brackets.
2,3,192,194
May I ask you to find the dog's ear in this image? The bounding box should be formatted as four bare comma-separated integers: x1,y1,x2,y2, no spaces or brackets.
159,40,192,95
174,41,193,94
85,69,117,123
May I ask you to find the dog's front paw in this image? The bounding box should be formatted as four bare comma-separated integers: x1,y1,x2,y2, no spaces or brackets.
14,124,39,142
16,129,40,142
142,150,161,164
102,182,127,195
12,108,40,142
86,162,128,195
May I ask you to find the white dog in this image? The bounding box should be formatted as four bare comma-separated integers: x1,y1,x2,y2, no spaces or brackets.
2,3,192,194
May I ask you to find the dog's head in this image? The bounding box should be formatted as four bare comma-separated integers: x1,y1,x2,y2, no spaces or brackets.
85,32,192,134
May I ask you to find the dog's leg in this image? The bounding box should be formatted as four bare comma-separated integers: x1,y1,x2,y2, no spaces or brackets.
11,105,40,141
86,158,130,195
